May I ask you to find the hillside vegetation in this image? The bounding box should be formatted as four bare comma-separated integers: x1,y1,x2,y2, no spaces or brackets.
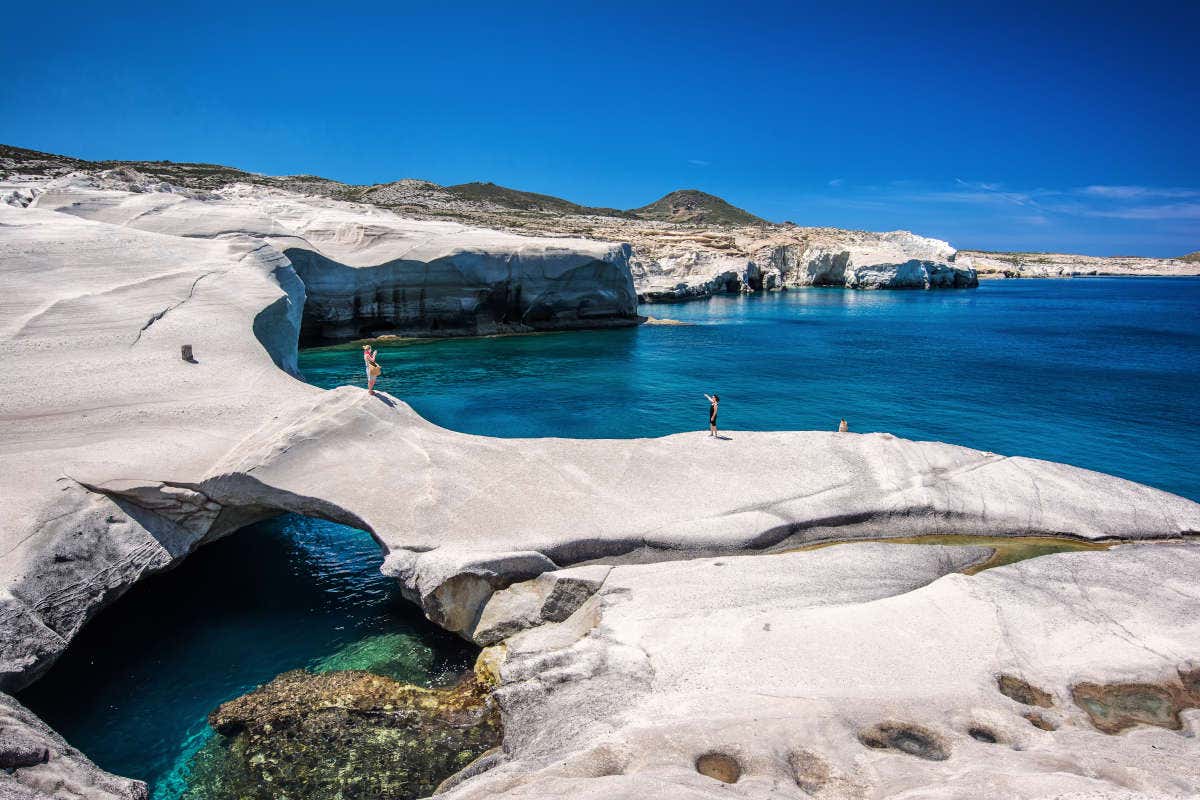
630,189,766,225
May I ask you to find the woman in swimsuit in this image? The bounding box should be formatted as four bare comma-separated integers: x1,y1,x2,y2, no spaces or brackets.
363,344,380,395
704,393,719,437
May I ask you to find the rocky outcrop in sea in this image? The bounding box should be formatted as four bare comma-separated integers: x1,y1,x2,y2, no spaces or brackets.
187,668,500,800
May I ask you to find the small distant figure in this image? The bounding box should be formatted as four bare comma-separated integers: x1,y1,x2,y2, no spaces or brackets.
704,393,720,437
363,344,381,395
838,419,848,433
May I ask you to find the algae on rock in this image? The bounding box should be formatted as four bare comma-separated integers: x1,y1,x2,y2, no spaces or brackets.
183,669,500,800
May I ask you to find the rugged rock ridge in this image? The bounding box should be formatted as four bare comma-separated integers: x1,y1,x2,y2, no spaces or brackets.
0,693,147,799
445,542,1200,799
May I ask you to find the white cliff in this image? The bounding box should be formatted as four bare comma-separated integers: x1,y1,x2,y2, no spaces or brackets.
632,227,977,300
25,177,639,342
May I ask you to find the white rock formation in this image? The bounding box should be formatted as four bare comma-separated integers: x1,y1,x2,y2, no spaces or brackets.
1,183,1199,798
29,181,639,342
633,229,977,301
442,542,1200,799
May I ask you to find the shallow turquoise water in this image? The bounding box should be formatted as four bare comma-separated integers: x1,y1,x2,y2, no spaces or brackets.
303,278,1200,502
15,278,1200,799
17,515,476,799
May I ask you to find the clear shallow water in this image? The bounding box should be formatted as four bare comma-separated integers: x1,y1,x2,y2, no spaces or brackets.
18,515,476,799
303,278,1200,501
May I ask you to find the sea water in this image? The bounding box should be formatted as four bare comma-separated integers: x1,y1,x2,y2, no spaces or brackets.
17,516,476,799
17,278,1200,798
303,278,1200,502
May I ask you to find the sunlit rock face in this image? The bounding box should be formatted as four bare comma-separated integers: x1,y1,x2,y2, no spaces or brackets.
436,542,1200,800
633,229,978,300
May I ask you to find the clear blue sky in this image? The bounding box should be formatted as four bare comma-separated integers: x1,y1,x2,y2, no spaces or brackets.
2,1,1197,255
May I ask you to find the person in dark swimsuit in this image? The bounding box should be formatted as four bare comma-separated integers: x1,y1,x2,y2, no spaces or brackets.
704,393,719,437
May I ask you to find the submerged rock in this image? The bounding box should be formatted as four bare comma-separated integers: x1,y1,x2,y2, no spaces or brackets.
186,669,500,800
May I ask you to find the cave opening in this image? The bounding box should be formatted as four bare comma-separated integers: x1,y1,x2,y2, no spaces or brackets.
16,513,479,800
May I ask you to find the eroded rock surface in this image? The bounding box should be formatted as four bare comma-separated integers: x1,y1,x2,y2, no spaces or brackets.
434,542,1200,799
27,184,638,342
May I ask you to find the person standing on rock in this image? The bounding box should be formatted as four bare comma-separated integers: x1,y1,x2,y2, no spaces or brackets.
363,344,381,395
704,393,719,437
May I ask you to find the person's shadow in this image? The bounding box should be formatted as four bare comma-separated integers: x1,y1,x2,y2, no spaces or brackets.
714,434,733,440
372,392,397,408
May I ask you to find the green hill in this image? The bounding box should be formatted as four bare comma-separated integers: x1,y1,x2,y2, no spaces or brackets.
629,189,767,225
443,181,627,216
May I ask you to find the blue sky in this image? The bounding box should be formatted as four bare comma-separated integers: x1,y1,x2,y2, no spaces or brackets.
2,1,1197,255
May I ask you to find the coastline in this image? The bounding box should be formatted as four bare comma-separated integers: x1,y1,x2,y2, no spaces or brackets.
4,162,1200,800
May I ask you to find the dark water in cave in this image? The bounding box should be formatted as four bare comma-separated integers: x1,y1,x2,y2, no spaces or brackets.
18,515,476,799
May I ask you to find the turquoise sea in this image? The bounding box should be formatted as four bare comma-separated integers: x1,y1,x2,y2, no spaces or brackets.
304,278,1200,502
18,277,1200,799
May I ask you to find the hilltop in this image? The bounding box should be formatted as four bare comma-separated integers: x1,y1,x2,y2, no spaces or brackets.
630,189,766,225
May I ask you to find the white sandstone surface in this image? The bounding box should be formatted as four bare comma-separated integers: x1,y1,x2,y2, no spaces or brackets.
2,183,1200,799
630,227,977,300
440,542,1200,799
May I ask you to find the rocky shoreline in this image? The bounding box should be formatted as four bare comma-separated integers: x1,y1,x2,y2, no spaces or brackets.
962,249,1200,280
3,146,983,310
4,152,1200,798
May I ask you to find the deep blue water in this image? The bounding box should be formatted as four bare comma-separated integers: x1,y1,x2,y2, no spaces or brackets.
302,278,1200,502
18,516,476,799
15,278,1200,800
